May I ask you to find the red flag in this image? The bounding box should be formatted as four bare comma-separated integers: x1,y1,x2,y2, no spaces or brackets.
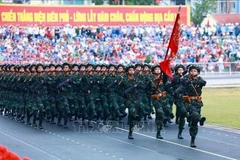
160,12,181,79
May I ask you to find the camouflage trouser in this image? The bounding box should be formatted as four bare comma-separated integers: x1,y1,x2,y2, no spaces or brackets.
125,99,142,134
85,95,97,120
160,97,173,122
67,97,78,115
107,93,121,119
77,93,86,119
16,95,25,117
185,100,203,138
56,94,70,114
175,99,188,131
48,95,57,115
152,99,165,131
116,94,126,115
100,94,109,120
137,92,149,116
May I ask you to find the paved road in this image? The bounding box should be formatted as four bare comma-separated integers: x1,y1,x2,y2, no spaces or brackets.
0,115,239,160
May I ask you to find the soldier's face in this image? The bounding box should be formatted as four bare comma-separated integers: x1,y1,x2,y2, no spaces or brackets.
37,66,43,73
31,67,36,72
177,68,184,75
50,66,55,72
144,66,150,72
190,69,198,77
117,67,124,73
101,67,106,72
19,68,24,73
135,66,142,72
128,68,135,75
72,66,79,72
96,66,101,72
109,66,116,72
80,66,86,72
45,67,50,72
154,67,161,75
10,67,14,72
56,67,62,72
0,68,2,72
87,66,93,72
63,65,70,72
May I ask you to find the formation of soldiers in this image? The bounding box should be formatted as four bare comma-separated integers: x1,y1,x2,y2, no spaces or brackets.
0,63,206,148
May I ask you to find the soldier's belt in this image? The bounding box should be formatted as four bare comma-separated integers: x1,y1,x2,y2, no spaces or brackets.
183,96,202,103
151,91,167,100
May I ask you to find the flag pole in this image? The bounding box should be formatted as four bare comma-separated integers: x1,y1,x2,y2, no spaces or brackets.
164,6,181,61
157,6,182,90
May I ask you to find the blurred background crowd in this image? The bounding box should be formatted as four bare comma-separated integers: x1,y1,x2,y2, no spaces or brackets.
0,23,240,72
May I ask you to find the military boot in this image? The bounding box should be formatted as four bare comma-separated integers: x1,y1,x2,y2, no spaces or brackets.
190,136,197,148
63,119,68,129
156,130,163,139
20,115,25,123
57,117,63,126
128,130,134,140
199,117,206,126
178,129,184,139
39,121,44,130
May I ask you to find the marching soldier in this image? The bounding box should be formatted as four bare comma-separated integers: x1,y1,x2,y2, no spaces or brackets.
150,65,172,139
176,65,206,147
122,65,142,139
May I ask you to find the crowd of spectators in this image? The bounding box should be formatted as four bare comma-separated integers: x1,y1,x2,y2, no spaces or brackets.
0,23,240,72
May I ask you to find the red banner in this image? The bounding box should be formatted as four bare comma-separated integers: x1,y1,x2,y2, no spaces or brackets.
0,4,190,26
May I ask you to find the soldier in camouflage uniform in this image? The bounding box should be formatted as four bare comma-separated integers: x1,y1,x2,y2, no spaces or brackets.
47,64,58,124
82,64,97,127
116,64,127,123
70,64,81,122
15,65,26,123
93,64,104,122
143,64,154,120
27,64,38,128
122,65,143,140
176,65,206,147
172,64,187,139
134,64,150,122
150,65,172,139
105,64,123,121
98,64,110,124
78,64,87,124
33,64,48,129
56,63,72,128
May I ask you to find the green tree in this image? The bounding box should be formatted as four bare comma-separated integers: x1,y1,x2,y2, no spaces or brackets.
191,0,217,25
0,0,2,3
92,0,104,5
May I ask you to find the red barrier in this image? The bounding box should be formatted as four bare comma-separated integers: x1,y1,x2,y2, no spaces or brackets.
0,146,30,160
0,4,190,26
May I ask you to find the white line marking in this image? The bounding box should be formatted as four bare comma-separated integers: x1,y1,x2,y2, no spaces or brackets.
199,136,240,147
210,131,213,134
225,135,229,137
71,140,75,142
113,155,116,158
0,130,62,160
105,153,109,155
76,142,80,144
115,127,237,160
233,137,238,139
107,136,159,154
217,133,221,135
99,151,102,153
